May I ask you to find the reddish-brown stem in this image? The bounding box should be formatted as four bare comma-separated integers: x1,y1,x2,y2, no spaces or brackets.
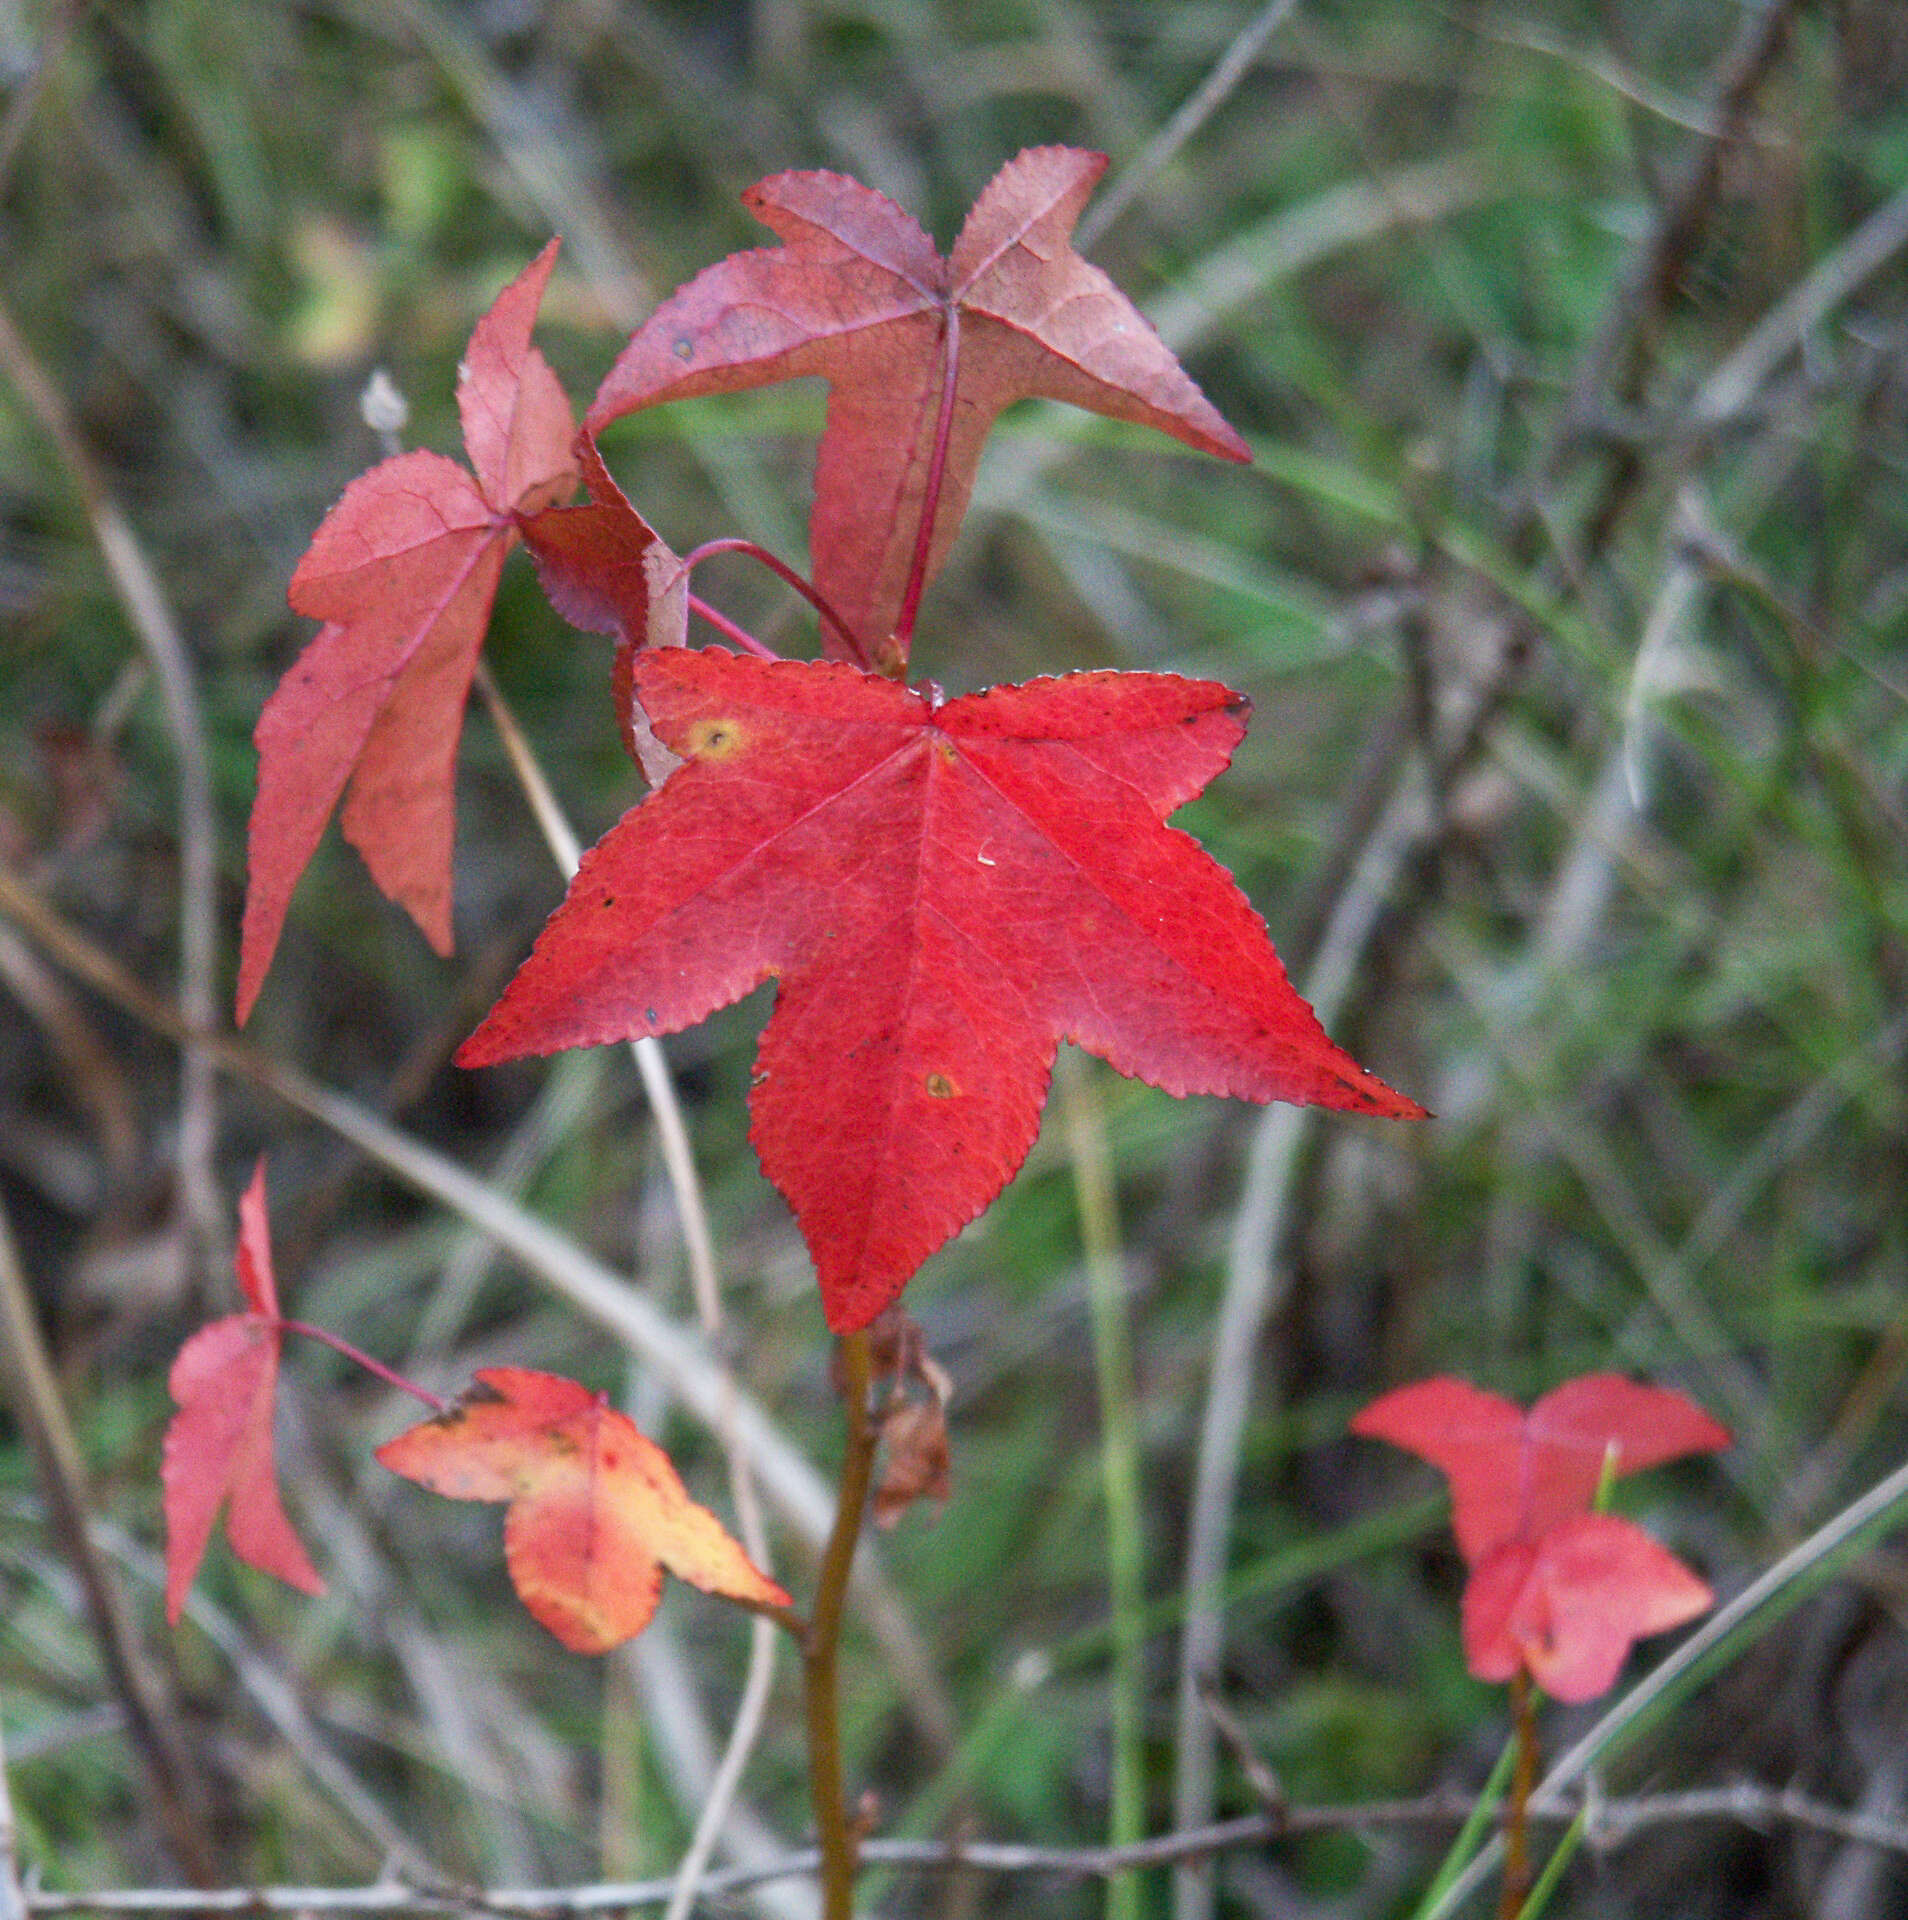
890,303,961,666
686,593,782,660
1500,1671,1540,1920
675,538,869,668
805,1328,879,1920
279,1321,448,1413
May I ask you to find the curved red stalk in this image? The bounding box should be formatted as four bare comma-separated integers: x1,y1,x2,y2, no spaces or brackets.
890,303,961,667
280,1320,448,1413
677,538,869,668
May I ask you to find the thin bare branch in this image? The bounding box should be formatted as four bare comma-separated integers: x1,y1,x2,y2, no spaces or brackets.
0,289,224,1272
1077,0,1300,252
0,1706,24,1920
19,1780,1908,1914
1171,749,1434,1918
0,1200,217,1884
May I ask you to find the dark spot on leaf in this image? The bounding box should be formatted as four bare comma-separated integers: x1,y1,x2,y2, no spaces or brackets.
673,337,695,361
925,1072,956,1098
645,1007,658,1025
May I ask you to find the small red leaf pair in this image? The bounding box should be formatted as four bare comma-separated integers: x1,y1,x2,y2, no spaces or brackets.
162,1173,781,1655
1353,1374,1728,1701
162,1162,323,1620
376,1368,789,1654
237,242,581,1023
459,647,1425,1333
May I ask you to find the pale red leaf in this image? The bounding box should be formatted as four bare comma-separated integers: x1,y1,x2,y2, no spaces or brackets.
1351,1378,1526,1563
237,242,576,1023
162,1162,324,1621
457,241,576,514
587,148,1247,661
375,1367,789,1654
1461,1514,1714,1702
459,648,1424,1333
1352,1373,1729,1563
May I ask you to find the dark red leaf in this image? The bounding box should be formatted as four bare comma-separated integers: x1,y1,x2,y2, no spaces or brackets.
459,648,1424,1332
518,437,689,783
587,148,1247,661
162,1162,324,1621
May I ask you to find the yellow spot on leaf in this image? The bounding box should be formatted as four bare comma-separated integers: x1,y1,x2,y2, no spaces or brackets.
686,718,746,759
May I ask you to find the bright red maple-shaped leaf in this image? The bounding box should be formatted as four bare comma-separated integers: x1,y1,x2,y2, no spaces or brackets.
586,147,1248,663
1354,1374,1727,1698
459,647,1425,1333
162,1161,324,1622
237,240,578,1022
1351,1373,1730,1563
1462,1513,1714,1702
376,1367,789,1654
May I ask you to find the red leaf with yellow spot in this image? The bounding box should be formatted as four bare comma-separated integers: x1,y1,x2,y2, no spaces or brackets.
459,647,1424,1333
375,1367,788,1654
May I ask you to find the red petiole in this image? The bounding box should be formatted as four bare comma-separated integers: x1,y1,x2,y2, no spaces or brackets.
891,303,961,664
674,538,870,668
279,1321,448,1414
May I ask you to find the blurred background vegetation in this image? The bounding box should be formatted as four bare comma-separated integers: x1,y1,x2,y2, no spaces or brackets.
2,0,1906,1914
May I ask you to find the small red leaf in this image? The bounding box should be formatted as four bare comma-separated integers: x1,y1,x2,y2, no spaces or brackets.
518,438,689,784
518,438,680,650
238,242,576,1023
162,1162,324,1621
376,1367,788,1654
457,246,576,514
1461,1514,1714,1702
588,148,1247,661
460,648,1424,1332
1352,1373,1729,1563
